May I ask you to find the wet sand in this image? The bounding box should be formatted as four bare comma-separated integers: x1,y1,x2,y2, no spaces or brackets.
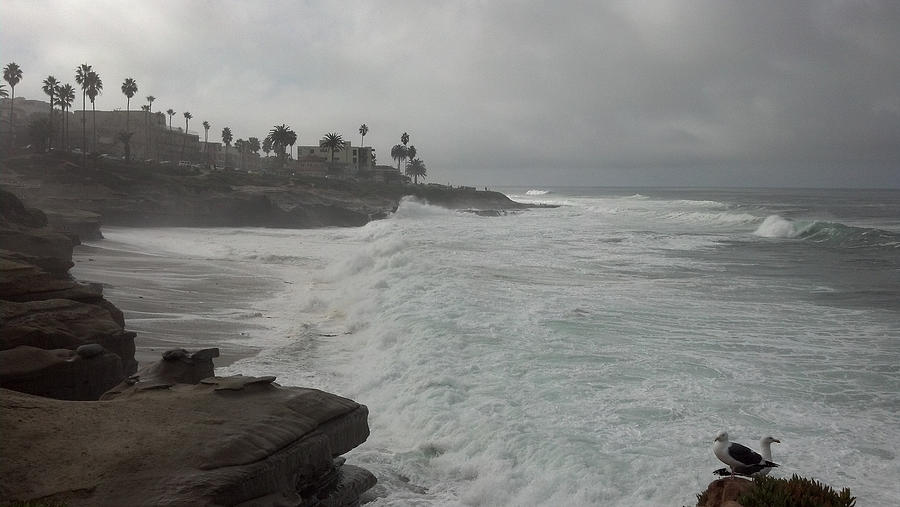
71,240,283,368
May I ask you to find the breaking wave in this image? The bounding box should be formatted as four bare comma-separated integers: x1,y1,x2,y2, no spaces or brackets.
754,215,900,249
525,189,551,195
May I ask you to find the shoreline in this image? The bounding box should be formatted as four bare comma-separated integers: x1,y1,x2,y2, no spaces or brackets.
71,236,282,368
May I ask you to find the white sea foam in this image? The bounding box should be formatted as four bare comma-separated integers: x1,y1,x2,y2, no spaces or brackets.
754,215,805,238
525,189,551,195
99,190,899,506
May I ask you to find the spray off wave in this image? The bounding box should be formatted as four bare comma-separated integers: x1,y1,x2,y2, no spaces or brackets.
754,215,900,249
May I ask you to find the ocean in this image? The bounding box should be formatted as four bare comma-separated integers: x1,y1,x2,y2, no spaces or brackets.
81,187,900,506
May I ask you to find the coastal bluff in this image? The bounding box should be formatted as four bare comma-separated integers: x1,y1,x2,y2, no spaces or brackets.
0,188,377,504
0,153,533,229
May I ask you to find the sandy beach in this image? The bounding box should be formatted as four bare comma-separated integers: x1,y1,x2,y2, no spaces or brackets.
71,234,283,368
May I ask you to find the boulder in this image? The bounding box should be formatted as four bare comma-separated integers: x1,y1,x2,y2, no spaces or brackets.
110,347,221,390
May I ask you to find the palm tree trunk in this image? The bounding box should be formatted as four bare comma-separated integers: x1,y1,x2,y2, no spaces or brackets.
8,86,14,151
47,99,53,152
81,91,86,165
91,102,97,153
180,119,187,161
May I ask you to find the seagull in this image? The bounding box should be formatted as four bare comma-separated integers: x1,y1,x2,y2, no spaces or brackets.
713,435,781,477
713,431,780,479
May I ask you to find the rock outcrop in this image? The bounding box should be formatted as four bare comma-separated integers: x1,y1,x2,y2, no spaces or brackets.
0,362,375,505
0,187,377,505
0,153,533,230
0,189,136,399
696,478,755,507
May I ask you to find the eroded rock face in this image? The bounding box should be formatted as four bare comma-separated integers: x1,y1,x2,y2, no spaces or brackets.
0,299,137,375
0,377,375,506
0,189,136,398
0,345,124,400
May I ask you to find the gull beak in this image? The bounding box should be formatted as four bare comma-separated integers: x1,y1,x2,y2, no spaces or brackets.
774,439,781,443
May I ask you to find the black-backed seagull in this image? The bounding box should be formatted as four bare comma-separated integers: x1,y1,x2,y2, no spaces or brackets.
713,431,780,478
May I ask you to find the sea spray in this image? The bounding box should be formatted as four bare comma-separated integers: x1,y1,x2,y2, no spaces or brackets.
94,187,899,506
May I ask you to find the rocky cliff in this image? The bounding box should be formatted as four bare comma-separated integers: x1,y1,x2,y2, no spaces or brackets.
0,188,134,399
0,188,376,505
0,153,531,230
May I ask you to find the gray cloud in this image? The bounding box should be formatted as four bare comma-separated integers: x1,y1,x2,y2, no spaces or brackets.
3,0,899,187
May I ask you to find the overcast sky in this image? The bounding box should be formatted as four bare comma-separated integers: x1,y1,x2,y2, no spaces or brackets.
3,0,899,188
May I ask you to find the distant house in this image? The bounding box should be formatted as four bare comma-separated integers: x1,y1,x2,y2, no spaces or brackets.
295,142,374,178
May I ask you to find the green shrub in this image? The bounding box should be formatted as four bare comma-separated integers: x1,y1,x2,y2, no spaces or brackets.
738,474,855,507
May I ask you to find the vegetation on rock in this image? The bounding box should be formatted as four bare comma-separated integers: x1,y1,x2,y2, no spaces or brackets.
696,474,856,507
738,475,855,507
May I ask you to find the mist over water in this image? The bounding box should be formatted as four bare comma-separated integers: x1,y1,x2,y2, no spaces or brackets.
102,188,899,506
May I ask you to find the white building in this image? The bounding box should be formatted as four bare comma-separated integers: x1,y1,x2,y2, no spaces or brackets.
294,142,374,176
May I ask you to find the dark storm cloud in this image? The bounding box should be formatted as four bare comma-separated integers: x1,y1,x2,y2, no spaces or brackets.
3,0,898,187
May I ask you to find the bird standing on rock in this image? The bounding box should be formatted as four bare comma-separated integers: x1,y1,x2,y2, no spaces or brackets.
713,431,780,479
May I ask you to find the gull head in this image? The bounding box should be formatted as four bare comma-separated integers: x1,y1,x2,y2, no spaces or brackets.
762,436,781,445
714,431,729,443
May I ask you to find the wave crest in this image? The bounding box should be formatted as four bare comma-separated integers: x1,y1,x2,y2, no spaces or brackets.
754,215,900,249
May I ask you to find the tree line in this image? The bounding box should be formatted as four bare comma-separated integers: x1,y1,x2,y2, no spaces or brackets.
4,61,427,183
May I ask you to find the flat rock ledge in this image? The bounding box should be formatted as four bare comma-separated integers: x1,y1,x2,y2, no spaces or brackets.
1,351,376,506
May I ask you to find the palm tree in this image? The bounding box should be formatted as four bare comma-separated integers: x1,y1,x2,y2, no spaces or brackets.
120,78,137,132
75,64,92,155
4,62,24,150
391,144,408,172
85,71,102,153
407,145,416,162
56,84,75,150
41,76,59,151
401,132,409,146
0,83,8,98
146,95,155,157
319,132,344,166
405,158,427,184
221,127,232,168
267,124,296,171
202,120,210,166
119,78,138,160
166,109,175,130
181,111,192,161
262,136,272,158
287,130,297,159
359,123,368,146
